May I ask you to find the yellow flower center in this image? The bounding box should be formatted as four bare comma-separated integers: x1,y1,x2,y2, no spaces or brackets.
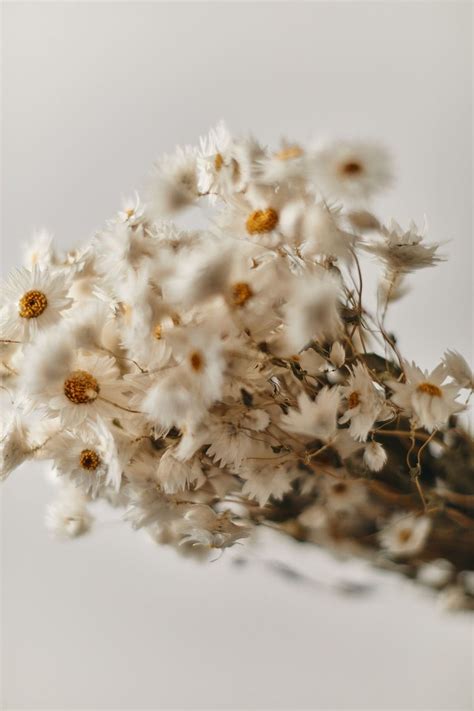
339,160,363,176
397,528,412,543
246,208,279,235
64,370,100,404
79,448,101,471
18,290,48,319
231,282,253,307
125,207,135,218
153,324,162,340
274,145,304,161
417,382,442,397
189,351,204,372
214,153,224,171
348,391,360,409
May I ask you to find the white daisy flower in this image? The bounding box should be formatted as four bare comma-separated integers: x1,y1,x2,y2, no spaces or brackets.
47,419,123,497
311,138,392,202
0,266,72,341
147,145,199,217
388,362,464,431
339,362,390,441
322,476,367,513
281,387,341,441
365,218,442,274
116,192,146,226
257,140,308,185
378,513,431,557
198,122,264,199
24,338,131,428
217,184,291,249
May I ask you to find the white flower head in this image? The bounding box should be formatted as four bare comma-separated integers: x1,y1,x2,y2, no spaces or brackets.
47,419,123,497
311,139,393,202
322,476,367,513
281,387,341,441
0,266,72,341
378,513,431,557
116,192,146,226
388,362,464,432
147,145,199,217
366,218,442,274
23,335,130,429
339,362,390,441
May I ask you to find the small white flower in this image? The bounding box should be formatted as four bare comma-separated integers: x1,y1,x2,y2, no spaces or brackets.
281,387,340,441
322,476,367,513
311,139,392,201
116,192,146,226
147,145,199,217
47,419,123,497
339,363,390,441
378,513,431,557
363,441,387,472
388,362,464,431
365,219,442,274
0,266,72,340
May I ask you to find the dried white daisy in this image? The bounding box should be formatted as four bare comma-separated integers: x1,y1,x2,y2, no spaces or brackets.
0,266,72,340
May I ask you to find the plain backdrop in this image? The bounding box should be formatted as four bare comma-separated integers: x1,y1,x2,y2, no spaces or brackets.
1,2,473,709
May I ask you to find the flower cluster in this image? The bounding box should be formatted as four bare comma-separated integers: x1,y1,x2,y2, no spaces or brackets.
1,123,473,607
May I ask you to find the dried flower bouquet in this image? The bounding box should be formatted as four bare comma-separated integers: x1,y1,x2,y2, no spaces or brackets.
1,123,473,608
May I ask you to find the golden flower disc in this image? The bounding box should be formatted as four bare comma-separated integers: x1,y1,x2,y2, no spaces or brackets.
79,448,101,471
347,391,361,409
64,370,100,404
189,351,204,372
18,290,48,319
246,208,279,235
417,382,442,397
231,282,253,307
340,160,363,176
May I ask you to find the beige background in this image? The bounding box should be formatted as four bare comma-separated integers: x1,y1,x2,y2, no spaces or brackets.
1,2,472,709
